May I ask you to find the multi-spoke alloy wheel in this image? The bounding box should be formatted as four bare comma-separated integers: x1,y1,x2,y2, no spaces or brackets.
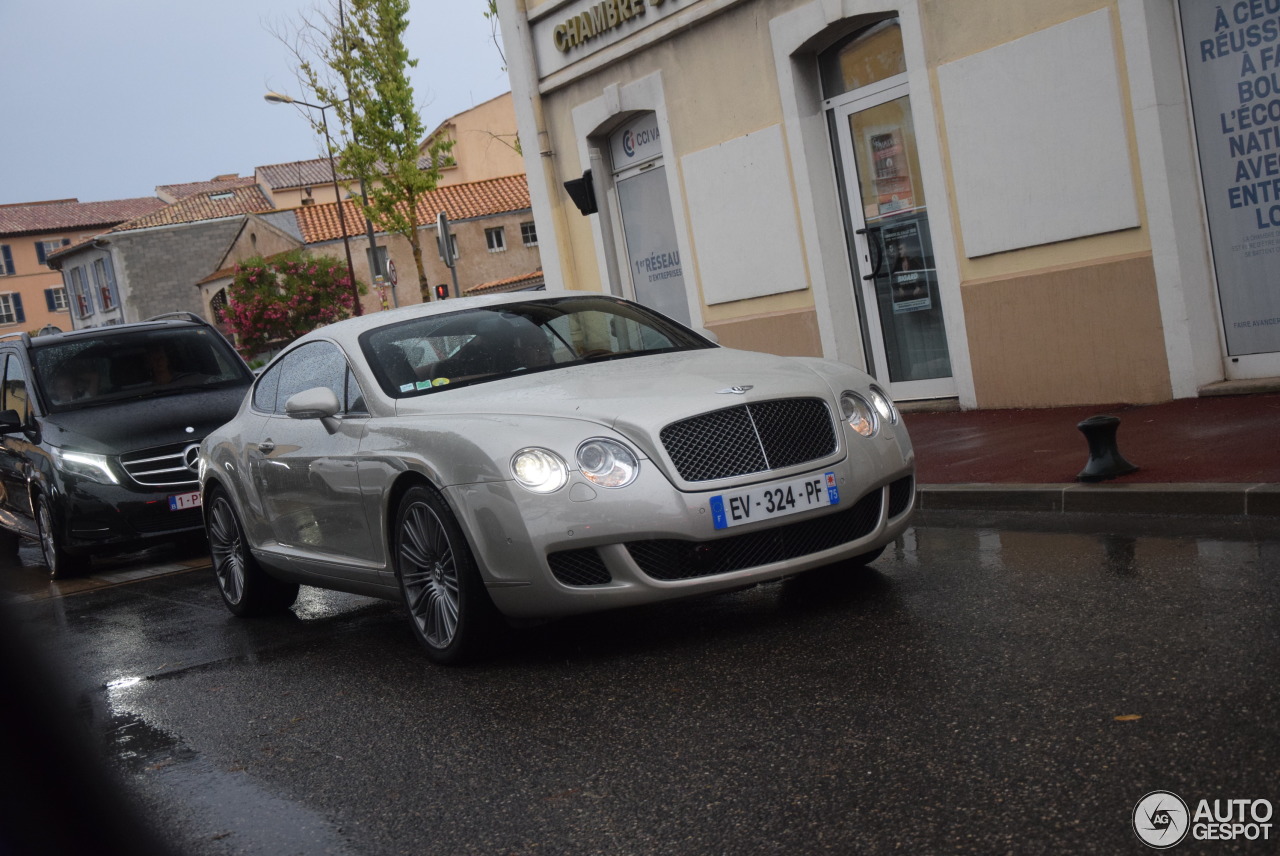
395,485,497,664
205,487,298,616
36,494,88,579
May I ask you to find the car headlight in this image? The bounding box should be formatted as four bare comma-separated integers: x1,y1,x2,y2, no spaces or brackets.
511,447,568,493
576,438,639,488
50,448,120,485
840,392,878,438
868,386,898,425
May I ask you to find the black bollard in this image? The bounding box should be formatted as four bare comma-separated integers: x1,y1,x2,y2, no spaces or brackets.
1076,415,1138,482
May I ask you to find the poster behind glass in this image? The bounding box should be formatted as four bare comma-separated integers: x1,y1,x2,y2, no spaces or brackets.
1180,0,1280,355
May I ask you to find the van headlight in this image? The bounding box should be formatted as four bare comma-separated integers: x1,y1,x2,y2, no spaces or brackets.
50,448,119,485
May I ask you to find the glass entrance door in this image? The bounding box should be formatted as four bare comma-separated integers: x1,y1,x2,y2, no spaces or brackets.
833,82,955,400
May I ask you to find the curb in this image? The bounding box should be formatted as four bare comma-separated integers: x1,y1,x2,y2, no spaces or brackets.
917,483,1280,518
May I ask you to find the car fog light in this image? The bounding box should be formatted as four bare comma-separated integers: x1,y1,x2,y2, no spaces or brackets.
868,386,898,425
576,438,639,488
511,448,568,493
840,392,878,438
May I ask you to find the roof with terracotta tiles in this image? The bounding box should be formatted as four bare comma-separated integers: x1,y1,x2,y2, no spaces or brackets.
294,173,530,244
258,154,438,191
155,174,257,203
257,158,347,191
465,269,546,295
0,197,168,237
110,184,275,233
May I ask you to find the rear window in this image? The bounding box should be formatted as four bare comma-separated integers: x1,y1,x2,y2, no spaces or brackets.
33,327,252,411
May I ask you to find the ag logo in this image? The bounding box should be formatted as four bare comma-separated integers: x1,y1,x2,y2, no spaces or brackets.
1133,790,1190,849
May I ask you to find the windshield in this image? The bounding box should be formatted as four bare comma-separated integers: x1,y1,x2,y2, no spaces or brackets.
33,327,253,412
359,295,715,398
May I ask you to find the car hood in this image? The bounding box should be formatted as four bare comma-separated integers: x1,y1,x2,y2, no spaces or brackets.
40,386,250,456
397,348,857,431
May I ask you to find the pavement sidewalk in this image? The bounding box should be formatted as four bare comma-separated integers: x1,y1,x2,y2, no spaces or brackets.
901,391,1280,517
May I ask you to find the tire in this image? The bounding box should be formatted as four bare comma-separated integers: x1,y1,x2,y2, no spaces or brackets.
394,485,499,665
205,487,298,617
36,494,90,579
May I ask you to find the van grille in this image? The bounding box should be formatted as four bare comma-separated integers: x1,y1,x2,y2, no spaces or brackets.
120,442,201,488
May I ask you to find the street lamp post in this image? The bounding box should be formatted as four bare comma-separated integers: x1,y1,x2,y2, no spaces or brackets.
264,91,363,316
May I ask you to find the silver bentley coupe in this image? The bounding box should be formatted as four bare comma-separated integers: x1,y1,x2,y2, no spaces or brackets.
200,291,916,663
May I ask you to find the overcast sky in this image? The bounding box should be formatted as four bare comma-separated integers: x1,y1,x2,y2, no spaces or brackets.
1,0,512,206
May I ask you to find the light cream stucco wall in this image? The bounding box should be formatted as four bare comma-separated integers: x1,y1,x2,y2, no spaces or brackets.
538,0,819,335
962,253,1172,407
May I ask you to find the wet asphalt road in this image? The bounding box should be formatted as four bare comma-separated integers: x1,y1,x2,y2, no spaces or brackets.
2,512,1278,855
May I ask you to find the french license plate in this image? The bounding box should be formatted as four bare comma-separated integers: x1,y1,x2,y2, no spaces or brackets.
168,491,202,511
710,472,839,530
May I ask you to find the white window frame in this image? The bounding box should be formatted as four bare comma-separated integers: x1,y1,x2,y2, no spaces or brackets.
0,294,18,325
93,258,117,311
70,266,93,318
48,287,69,311
521,221,538,247
485,227,506,253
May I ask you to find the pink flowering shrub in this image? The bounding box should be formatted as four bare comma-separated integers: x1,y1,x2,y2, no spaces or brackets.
218,251,362,358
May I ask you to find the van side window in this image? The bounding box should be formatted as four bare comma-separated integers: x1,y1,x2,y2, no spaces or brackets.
2,354,31,422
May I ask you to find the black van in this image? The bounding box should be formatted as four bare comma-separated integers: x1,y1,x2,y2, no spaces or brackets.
0,314,254,577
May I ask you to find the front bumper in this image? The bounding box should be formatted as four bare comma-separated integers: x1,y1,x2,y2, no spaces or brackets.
56,479,204,553
447,451,915,620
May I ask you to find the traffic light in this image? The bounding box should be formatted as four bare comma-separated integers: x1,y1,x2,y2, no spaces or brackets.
434,284,448,301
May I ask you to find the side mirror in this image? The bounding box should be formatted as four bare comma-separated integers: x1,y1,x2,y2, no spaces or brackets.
284,387,343,435
285,387,341,420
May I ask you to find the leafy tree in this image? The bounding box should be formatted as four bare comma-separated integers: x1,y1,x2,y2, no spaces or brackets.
218,251,360,358
300,0,451,300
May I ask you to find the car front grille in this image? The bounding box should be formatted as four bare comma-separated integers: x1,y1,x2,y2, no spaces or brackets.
888,474,914,518
120,442,201,489
626,488,882,581
548,548,612,587
659,398,837,482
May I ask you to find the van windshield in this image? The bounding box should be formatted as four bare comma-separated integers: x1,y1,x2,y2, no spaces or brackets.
34,328,252,411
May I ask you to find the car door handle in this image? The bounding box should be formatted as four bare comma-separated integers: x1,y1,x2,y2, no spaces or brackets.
258,440,275,454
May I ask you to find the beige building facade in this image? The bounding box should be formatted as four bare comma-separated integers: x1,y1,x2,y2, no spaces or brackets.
497,0,1277,408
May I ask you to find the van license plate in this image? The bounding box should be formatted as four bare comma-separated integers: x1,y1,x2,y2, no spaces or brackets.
169,492,202,511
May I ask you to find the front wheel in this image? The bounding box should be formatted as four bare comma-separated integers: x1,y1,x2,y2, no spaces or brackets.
36,494,90,579
205,487,298,616
395,485,499,665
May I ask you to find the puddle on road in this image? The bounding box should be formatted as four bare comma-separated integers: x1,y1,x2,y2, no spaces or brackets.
92,680,359,856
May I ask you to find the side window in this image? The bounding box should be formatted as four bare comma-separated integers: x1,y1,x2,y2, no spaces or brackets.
345,366,367,414
252,361,282,413
274,342,348,414
2,354,31,422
